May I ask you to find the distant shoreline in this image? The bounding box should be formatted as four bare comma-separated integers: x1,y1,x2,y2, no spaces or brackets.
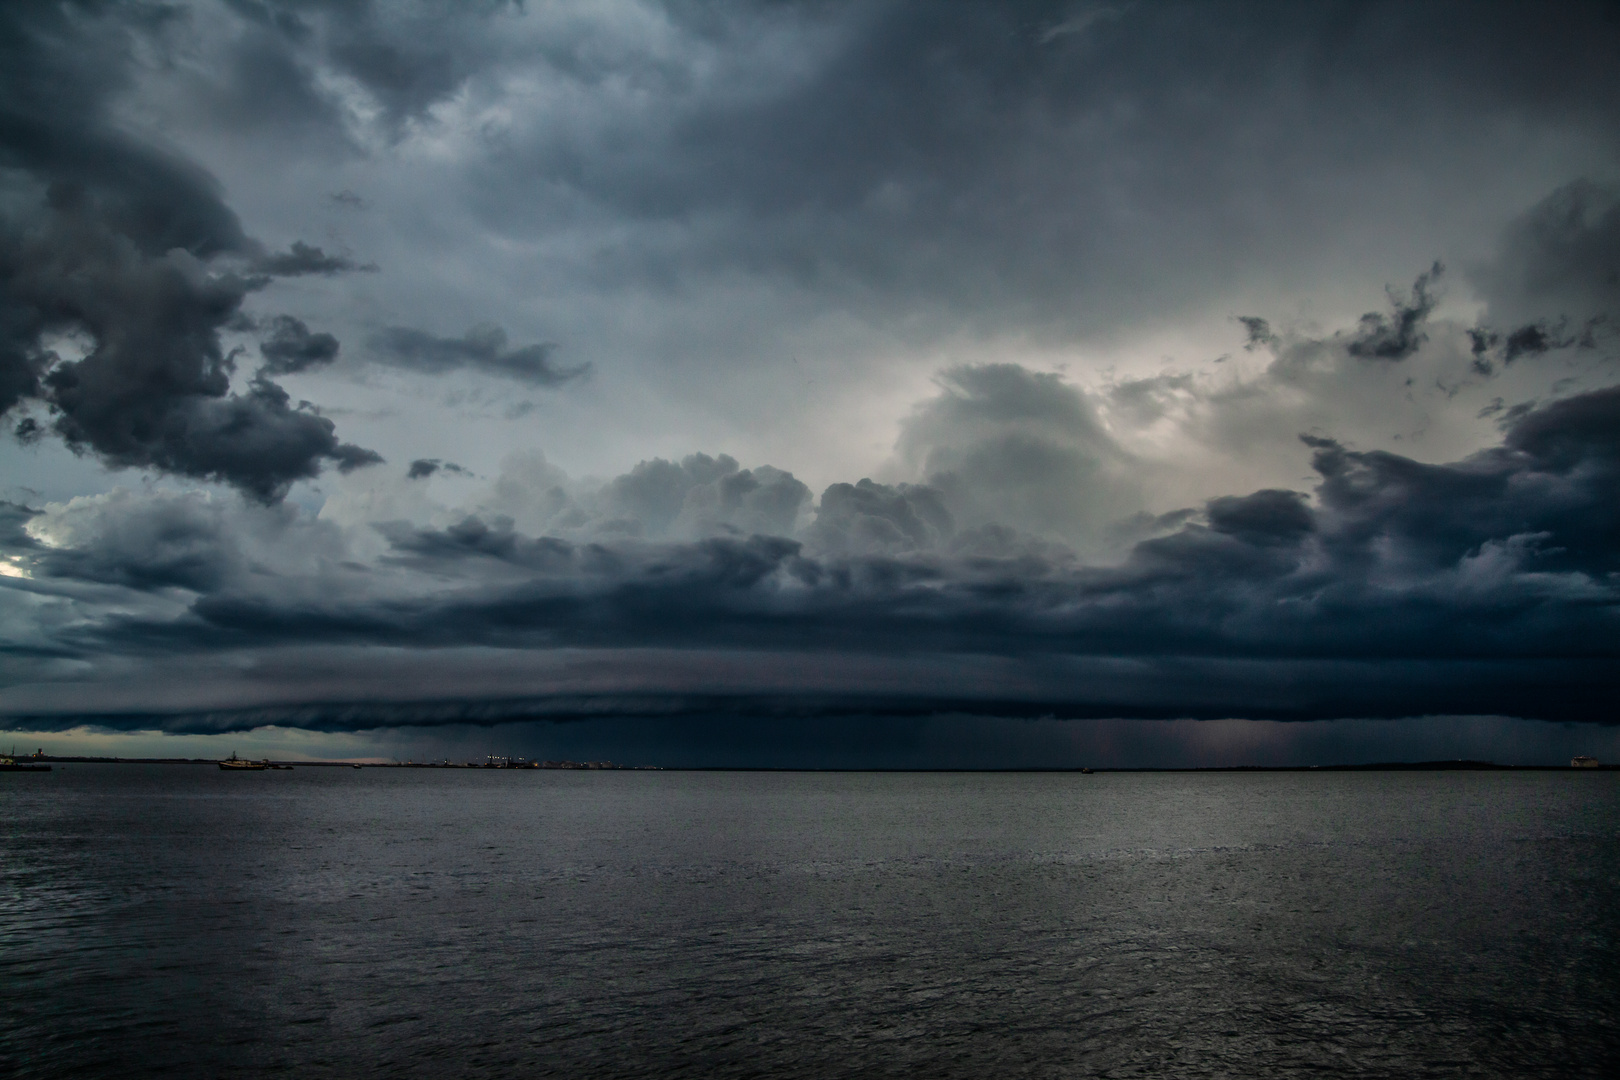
16,757,1616,771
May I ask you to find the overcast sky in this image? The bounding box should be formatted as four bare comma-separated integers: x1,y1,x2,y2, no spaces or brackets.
3,1,1619,764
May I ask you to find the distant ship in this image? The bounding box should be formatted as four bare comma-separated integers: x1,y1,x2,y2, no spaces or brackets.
0,752,50,772
219,753,268,771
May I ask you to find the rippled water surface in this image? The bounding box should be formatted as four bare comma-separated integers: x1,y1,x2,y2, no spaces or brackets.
3,766,1617,1078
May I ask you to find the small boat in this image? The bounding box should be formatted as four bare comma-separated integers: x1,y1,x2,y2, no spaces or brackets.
1080,768,1094,775
269,763,294,770
219,753,268,771
351,763,362,769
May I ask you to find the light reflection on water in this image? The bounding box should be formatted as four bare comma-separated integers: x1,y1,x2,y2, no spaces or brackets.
3,766,1617,1078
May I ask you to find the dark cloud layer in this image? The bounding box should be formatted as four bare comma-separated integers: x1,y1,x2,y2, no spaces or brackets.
454,0,1620,338
6,383,1619,727
80,0,1618,346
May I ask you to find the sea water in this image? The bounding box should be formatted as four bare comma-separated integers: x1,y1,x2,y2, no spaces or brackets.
2,765,1616,1077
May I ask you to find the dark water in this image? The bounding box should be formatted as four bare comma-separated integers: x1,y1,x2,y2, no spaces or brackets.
2,767,1617,1078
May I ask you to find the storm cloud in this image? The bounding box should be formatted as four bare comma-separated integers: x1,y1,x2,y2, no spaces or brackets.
0,2,380,500
3,2,1619,757
5,380,1619,728
0,183,381,500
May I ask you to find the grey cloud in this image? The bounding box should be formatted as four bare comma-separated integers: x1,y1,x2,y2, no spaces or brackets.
807,479,953,556
1501,322,1578,364
6,382,1620,723
1238,317,1277,352
946,523,1079,564
461,450,573,535
439,1,1620,344
254,240,374,277
447,451,810,544
24,489,245,592
1469,317,1597,376
0,184,380,501
1204,489,1313,547
1176,257,1556,491
603,454,740,538
6,3,1620,736
1345,263,1442,361
899,365,1138,549
0,104,249,270
1476,396,1537,428
258,315,339,375
180,1,334,141
1464,180,1619,374
709,466,813,538
16,486,351,595
1038,6,1127,45
220,0,316,44
135,1,508,146
376,515,576,573
600,454,812,541
370,325,585,386
0,499,40,555
406,458,469,480
0,339,38,420
1474,178,1620,329
31,0,1617,374
0,2,379,501
317,4,506,135
1502,382,1620,478
1107,372,1197,427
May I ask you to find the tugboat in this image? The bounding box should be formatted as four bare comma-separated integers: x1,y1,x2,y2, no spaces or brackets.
218,752,268,771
